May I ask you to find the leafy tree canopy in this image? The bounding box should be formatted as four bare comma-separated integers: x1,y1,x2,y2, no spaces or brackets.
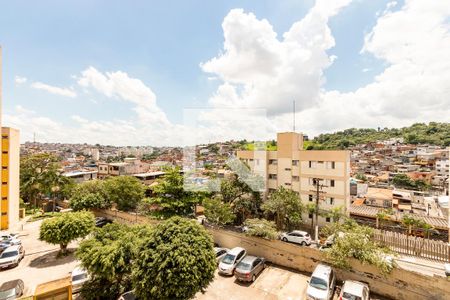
244,218,278,240
132,217,216,300
203,197,235,226
39,211,95,254
308,122,450,149
76,223,152,299
262,186,303,231
103,176,146,211
149,167,198,217
69,180,110,211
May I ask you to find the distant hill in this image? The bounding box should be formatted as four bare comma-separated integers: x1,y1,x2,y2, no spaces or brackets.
308,122,450,150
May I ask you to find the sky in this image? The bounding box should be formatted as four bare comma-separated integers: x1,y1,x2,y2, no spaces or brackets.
0,0,449,146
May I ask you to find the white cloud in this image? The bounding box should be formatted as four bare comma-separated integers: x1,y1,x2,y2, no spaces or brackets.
201,1,352,116
14,76,27,85
31,82,77,98
5,0,450,145
77,67,170,126
201,0,450,137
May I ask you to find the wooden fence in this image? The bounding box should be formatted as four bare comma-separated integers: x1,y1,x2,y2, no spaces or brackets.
374,229,450,262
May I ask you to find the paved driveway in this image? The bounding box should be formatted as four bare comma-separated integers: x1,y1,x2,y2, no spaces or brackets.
0,219,80,296
195,264,309,300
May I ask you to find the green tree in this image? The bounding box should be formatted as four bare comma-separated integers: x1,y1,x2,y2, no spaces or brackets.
76,223,152,299
39,211,95,255
325,206,344,223
324,219,394,274
376,208,393,229
104,176,146,211
262,186,303,231
70,180,110,211
203,197,235,226
132,217,216,300
20,153,62,207
244,218,278,240
149,167,197,217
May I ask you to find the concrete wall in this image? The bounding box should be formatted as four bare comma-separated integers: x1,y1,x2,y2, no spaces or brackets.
93,209,449,300
209,226,450,300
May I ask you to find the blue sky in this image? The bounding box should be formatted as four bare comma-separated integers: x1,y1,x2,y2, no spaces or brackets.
1,0,448,146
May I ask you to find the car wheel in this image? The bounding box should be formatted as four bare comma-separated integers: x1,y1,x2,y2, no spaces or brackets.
301,241,306,246
252,275,256,282
282,237,288,242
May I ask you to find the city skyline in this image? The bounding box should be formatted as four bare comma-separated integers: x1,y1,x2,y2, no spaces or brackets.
1,0,449,146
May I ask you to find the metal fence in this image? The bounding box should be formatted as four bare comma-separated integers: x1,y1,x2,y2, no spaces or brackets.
374,229,450,262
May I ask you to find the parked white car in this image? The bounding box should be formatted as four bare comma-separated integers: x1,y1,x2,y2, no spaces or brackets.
0,245,25,269
280,230,311,246
0,234,21,246
214,247,229,263
218,247,246,275
71,265,90,293
339,280,370,300
306,264,336,300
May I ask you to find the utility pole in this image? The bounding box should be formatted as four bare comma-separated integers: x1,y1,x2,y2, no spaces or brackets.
310,178,327,243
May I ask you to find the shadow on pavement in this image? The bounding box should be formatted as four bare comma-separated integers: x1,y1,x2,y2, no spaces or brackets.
29,248,77,268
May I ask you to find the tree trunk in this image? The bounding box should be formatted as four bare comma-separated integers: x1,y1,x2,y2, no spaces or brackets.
60,243,68,255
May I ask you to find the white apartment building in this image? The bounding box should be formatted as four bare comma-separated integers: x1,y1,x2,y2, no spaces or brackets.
436,159,449,178
237,132,350,226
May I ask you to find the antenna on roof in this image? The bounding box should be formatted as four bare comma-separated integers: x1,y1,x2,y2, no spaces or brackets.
293,100,296,132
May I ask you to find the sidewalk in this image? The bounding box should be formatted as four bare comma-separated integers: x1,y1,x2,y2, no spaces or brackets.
395,255,447,277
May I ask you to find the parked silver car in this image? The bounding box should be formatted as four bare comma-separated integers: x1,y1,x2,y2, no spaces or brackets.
71,265,90,293
218,247,246,275
234,256,266,282
306,264,336,300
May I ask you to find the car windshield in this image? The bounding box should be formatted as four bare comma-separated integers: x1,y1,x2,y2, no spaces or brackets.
221,254,236,264
0,289,15,298
310,276,328,290
0,251,18,258
237,262,252,271
73,273,87,281
342,292,362,300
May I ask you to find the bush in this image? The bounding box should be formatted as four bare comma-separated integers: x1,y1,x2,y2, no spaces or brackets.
244,218,278,240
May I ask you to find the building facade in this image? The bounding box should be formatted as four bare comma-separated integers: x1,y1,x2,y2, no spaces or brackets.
237,132,350,226
1,127,20,230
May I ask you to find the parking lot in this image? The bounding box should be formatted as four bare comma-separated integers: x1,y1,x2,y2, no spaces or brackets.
0,219,79,296
196,265,310,300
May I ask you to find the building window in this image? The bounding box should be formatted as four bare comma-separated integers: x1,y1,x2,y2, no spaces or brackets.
330,180,335,187
329,198,334,205
292,160,299,166
292,176,299,181
325,217,331,222
285,168,291,171
331,161,335,169
1,166,7,170
2,182,7,185
2,151,7,154
1,135,8,139
269,159,277,165
309,195,313,202
1,212,6,216
269,174,277,180
2,197,7,200
318,161,324,164
309,213,313,219
285,182,291,186
268,188,276,193
309,161,312,168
